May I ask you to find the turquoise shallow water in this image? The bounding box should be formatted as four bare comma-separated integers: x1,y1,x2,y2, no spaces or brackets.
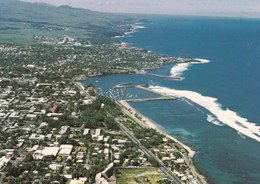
84,15,260,183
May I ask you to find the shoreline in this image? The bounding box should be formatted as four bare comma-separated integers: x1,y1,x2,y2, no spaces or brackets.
118,100,195,157
117,99,207,184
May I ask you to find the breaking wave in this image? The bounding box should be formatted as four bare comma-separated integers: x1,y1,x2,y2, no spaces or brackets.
149,85,260,142
170,58,210,79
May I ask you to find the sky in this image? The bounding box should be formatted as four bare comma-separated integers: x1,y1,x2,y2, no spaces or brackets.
19,0,260,18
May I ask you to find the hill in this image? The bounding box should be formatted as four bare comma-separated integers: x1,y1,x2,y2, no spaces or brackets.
0,0,132,44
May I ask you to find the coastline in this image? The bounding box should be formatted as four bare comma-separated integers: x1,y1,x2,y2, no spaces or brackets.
82,16,260,184
117,99,207,184
118,100,195,157
97,20,208,183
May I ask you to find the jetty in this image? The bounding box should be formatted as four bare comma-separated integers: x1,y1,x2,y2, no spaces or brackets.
146,73,181,80
125,96,176,102
113,82,147,89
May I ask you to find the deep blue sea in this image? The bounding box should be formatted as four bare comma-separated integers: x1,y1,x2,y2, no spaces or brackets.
84,15,260,184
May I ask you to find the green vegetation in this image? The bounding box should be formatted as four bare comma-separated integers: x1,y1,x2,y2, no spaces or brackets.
0,0,131,44
133,128,164,148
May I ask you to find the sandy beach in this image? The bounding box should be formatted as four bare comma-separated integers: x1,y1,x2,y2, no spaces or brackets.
117,99,207,184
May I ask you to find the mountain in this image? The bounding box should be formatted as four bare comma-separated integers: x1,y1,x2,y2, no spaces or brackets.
0,0,132,44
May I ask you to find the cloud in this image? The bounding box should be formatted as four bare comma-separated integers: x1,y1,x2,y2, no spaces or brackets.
19,0,260,18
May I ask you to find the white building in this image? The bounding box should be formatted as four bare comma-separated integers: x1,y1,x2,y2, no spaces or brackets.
58,144,73,157
60,126,70,134
29,133,45,140
33,147,59,160
83,128,90,135
0,156,9,169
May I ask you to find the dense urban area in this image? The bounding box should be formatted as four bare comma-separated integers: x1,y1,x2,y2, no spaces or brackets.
0,0,204,184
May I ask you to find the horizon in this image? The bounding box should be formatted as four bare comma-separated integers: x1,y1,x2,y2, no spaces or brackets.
18,0,260,19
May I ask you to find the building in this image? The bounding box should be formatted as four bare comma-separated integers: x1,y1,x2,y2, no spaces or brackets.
33,147,59,160
58,144,73,157
0,156,9,169
70,177,87,184
60,126,70,134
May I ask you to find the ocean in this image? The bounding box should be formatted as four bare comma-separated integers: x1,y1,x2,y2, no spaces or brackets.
84,15,260,183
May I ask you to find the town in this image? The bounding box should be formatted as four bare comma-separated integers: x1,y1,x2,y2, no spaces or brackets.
0,37,203,184
0,1,203,183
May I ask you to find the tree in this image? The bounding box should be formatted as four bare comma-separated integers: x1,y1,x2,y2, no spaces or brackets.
88,88,95,96
148,157,160,167
56,156,62,162
157,179,172,184
105,116,119,130
24,153,34,162
5,165,24,177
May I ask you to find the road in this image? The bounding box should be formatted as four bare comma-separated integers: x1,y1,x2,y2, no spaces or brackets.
84,150,90,170
116,117,182,184
74,82,182,183
0,172,6,184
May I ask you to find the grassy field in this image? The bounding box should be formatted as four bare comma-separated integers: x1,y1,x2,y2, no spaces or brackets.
116,167,166,184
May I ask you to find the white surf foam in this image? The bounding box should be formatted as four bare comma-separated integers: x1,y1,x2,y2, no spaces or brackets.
170,63,190,78
192,58,210,63
134,25,146,29
170,58,210,78
207,114,224,126
149,85,260,142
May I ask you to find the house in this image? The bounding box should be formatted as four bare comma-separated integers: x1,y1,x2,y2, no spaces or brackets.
92,129,102,140
39,122,48,128
83,99,92,105
46,134,52,140
33,147,59,160
103,136,110,143
8,111,20,120
17,139,24,148
29,145,39,152
98,135,104,142
114,152,120,160
49,164,63,170
36,83,52,87
95,129,101,136
95,163,114,184
0,100,9,108
0,156,9,169
60,126,70,134
58,144,73,157
0,112,10,120
70,177,87,184
83,128,90,135
104,148,109,160
26,114,37,119
162,157,171,161
29,134,45,141
76,152,84,159
175,158,185,164
42,147,60,157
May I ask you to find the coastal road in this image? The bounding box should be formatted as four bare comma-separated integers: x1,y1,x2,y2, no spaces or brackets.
115,117,182,184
